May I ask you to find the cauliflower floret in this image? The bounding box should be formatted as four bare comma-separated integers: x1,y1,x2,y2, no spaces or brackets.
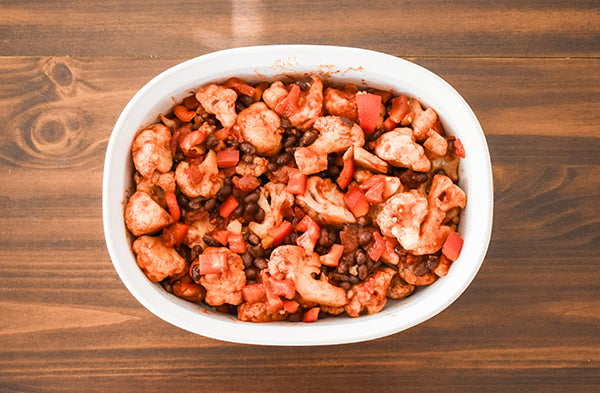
195,84,238,128
198,248,246,306
184,213,215,249
386,274,416,299
323,85,358,122
235,155,268,177
310,116,365,154
268,245,347,308
131,124,173,178
175,150,224,198
132,235,186,282
376,190,429,251
248,182,295,239
236,102,284,156
296,176,356,225
237,301,287,322
125,191,174,236
374,128,431,172
401,98,438,141
293,146,328,175
345,268,396,317
287,76,324,130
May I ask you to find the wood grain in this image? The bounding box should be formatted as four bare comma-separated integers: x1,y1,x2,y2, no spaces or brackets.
0,0,598,57
0,1,599,391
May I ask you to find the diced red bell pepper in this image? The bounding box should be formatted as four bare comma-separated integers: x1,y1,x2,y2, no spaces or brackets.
302,307,320,323
179,130,206,156
283,300,300,314
364,178,385,204
287,169,308,195
164,191,181,221
320,244,344,267
388,94,410,123
442,230,464,261
216,148,240,168
275,83,301,118
268,221,293,246
454,138,466,158
224,77,256,97
173,104,196,122
242,283,266,303
228,233,247,254
196,251,228,275
356,93,381,134
170,124,192,156
367,231,385,262
161,221,190,247
232,175,260,191
344,186,370,218
337,153,354,190
219,195,239,218
266,278,295,300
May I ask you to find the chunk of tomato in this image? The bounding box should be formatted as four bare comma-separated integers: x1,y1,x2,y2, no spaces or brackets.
356,93,381,134
224,76,256,97
228,233,247,254
232,174,260,191
295,215,321,253
283,300,300,314
287,169,308,195
242,283,266,303
268,221,293,246
337,154,354,190
320,244,344,267
216,148,240,168
164,191,181,221
344,186,370,218
302,307,320,323
454,138,466,158
442,230,464,261
275,83,301,118
196,251,228,275
173,104,196,122
367,231,385,262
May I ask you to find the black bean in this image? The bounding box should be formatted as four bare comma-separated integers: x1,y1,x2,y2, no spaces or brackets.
191,264,201,282
241,252,253,268
413,260,430,276
253,258,268,270
223,176,233,186
284,135,297,148
239,142,257,155
328,231,338,245
233,204,244,216
284,146,296,155
235,100,246,113
280,117,293,130
347,275,359,285
275,152,292,166
399,170,428,189
187,196,204,210
357,264,368,280
426,255,440,271
244,191,260,203
203,198,216,211
255,207,265,223
340,116,354,127
267,162,279,172
244,202,259,217
242,153,255,164
216,184,233,201
249,244,264,258
356,216,372,227
248,234,260,245
297,76,313,91
318,229,329,246
288,312,302,322
368,128,384,141
176,192,190,209
326,165,341,177
225,139,239,148
175,244,192,263
366,258,374,271
239,94,255,107
191,245,203,261
299,130,318,146
336,261,349,274
435,169,447,177
245,267,258,281
357,231,372,247
339,281,352,290
203,234,221,247
355,249,367,265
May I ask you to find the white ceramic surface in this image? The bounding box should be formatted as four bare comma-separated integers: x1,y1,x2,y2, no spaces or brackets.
103,45,493,346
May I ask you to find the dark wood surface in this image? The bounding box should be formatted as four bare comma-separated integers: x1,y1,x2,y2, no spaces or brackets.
1,1,599,392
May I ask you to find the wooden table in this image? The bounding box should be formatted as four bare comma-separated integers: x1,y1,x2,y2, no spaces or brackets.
1,1,598,391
